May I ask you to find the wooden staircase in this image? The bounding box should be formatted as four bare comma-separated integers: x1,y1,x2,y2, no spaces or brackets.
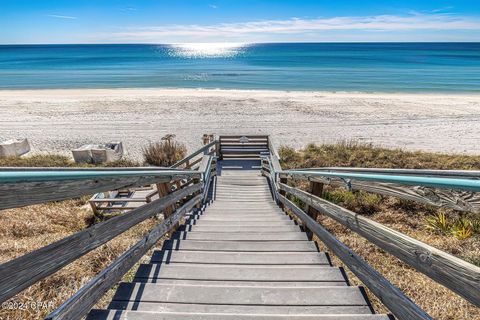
87,161,389,319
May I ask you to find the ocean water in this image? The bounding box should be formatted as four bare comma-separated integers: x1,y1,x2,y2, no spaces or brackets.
0,43,479,92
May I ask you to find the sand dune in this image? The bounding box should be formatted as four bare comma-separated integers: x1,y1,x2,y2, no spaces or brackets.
1,88,479,160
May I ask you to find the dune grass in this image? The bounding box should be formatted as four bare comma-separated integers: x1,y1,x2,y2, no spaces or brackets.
0,154,140,168
279,141,480,320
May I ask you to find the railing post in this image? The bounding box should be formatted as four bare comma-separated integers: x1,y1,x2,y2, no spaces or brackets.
157,181,175,219
278,176,288,209
304,180,323,240
193,177,203,209
202,134,210,155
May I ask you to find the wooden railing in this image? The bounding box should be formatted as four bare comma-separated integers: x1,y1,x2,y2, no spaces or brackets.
261,151,480,320
0,142,218,320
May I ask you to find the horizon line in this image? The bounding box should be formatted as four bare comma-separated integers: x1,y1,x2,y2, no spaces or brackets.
1,41,480,46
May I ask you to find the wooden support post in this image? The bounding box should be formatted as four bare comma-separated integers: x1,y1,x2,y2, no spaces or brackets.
156,182,174,218
304,180,323,240
193,177,203,209
307,180,323,219
278,177,288,209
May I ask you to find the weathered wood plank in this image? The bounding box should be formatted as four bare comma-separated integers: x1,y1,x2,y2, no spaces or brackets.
305,167,480,179
279,183,480,307
171,140,217,168
0,173,199,210
320,176,480,213
277,194,431,320
111,283,367,306
45,194,202,320
219,135,269,139
184,156,203,169
283,173,480,213
0,183,203,303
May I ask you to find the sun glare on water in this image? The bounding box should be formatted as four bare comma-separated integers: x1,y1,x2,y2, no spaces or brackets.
167,43,248,58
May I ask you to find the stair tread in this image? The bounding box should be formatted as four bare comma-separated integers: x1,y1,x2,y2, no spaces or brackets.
134,264,346,282
88,310,390,320
172,231,307,241
105,302,376,315
150,250,330,265
179,225,300,232
162,240,318,252
111,283,370,306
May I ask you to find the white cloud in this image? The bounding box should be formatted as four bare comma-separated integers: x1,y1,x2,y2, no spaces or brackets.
209,4,218,9
91,13,480,43
47,14,77,20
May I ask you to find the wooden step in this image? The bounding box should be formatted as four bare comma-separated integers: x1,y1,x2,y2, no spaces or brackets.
150,250,330,265
88,310,390,319
191,216,291,222
162,240,318,252
187,220,295,226
191,211,288,217
192,215,287,220
133,264,347,283
179,225,301,233
172,231,307,241
131,279,348,287
111,283,368,306
105,302,376,315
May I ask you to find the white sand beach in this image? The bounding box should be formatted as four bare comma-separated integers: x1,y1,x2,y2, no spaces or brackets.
1,88,479,160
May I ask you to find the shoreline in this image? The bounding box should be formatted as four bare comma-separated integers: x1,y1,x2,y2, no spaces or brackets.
1,88,480,159
2,87,480,96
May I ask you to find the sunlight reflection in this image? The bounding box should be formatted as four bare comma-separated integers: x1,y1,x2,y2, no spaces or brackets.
167,43,248,58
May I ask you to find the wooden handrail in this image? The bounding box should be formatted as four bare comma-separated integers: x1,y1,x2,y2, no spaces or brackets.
281,170,480,192
280,170,480,213
278,182,480,307
290,167,480,179
0,171,199,210
278,194,432,320
46,194,203,320
171,140,217,168
0,182,202,303
197,154,216,202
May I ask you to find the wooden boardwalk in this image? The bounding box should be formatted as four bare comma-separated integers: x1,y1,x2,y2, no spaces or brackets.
2,135,478,319
87,161,389,319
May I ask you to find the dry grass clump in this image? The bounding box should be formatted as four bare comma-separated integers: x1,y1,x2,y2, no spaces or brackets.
0,198,160,319
0,154,140,167
142,134,187,167
0,154,73,167
280,141,480,319
279,140,480,170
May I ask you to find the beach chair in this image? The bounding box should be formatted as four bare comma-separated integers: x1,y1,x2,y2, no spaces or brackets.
89,184,158,215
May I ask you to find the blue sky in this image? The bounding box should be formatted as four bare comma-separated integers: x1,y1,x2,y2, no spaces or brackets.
1,0,480,43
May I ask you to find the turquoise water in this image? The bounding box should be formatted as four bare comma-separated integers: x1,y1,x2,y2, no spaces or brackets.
0,43,479,92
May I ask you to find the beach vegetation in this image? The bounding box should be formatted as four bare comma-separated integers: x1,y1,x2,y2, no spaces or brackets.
0,154,140,167
279,141,480,319
142,134,187,167
279,140,480,170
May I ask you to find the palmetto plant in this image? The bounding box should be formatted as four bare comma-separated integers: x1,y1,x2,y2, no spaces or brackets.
425,212,450,234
